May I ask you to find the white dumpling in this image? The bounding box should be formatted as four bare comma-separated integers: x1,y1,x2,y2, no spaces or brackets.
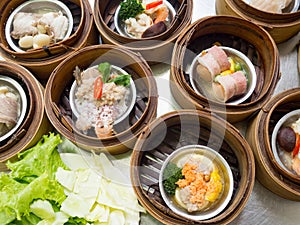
246,0,291,13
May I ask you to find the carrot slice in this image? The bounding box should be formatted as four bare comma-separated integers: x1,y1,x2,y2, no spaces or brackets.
146,0,163,10
293,133,300,158
94,76,103,99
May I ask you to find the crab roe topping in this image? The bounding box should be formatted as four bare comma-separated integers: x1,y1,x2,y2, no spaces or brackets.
176,163,223,209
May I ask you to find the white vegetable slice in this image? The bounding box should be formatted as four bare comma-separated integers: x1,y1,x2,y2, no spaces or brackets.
86,204,109,222
52,212,69,225
36,212,69,225
55,167,77,191
94,153,129,185
30,199,55,220
60,193,90,218
73,169,101,199
37,220,52,225
60,153,92,170
58,151,145,224
123,209,143,225
61,152,130,185
97,179,145,213
107,210,125,225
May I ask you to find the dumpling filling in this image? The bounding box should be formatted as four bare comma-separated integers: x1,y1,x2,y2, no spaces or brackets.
73,63,131,138
175,156,224,212
11,11,69,50
120,0,171,38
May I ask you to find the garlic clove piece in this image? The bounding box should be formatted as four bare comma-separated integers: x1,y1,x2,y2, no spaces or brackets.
18,35,33,49
32,34,51,49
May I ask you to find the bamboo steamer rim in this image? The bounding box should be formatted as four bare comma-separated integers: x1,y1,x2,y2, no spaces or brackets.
215,0,300,43
0,61,46,162
227,0,300,24
253,115,300,198
94,0,191,43
246,88,300,199
45,44,156,132
131,109,255,224
170,15,280,122
0,1,93,64
94,0,181,42
45,44,158,153
175,15,279,107
0,0,85,59
93,0,193,51
0,0,91,62
263,88,300,184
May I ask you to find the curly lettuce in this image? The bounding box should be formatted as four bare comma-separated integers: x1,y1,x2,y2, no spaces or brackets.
7,133,67,183
0,133,68,224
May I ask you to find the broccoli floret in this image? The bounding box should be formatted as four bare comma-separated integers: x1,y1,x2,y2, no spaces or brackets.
119,0,145,21
162,163,184,195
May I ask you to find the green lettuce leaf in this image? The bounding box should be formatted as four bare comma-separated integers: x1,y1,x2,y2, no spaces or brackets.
8,213,41,225
7,133,68,183
0,133,68,224
17,174,65,212
0,174,26,224
65,217,90,225
108,74,131,87
98,62,111,83
0,173,65,223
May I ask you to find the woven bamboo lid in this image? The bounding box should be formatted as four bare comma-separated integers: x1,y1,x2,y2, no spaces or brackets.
0,0,98,81
170,15,280,123
246,88,300,201
45,44,158,154
0,61,51,171
93,0,192,64
215,0,300,43
131,109,255,224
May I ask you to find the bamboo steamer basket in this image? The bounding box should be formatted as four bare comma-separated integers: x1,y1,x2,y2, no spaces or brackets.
215,0,300,44
0,0,99,81
45,44,158,155
246,88,300,201
93,0,192,64
131,110,255,224
170,16,280,123
0,61,51,171
0,0,84,59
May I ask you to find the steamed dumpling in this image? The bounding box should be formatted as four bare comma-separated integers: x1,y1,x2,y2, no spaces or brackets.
245,0,293,13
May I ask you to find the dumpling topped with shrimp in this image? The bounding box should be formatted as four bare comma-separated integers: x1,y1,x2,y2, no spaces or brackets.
118,0,174,38
72,62,133,138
